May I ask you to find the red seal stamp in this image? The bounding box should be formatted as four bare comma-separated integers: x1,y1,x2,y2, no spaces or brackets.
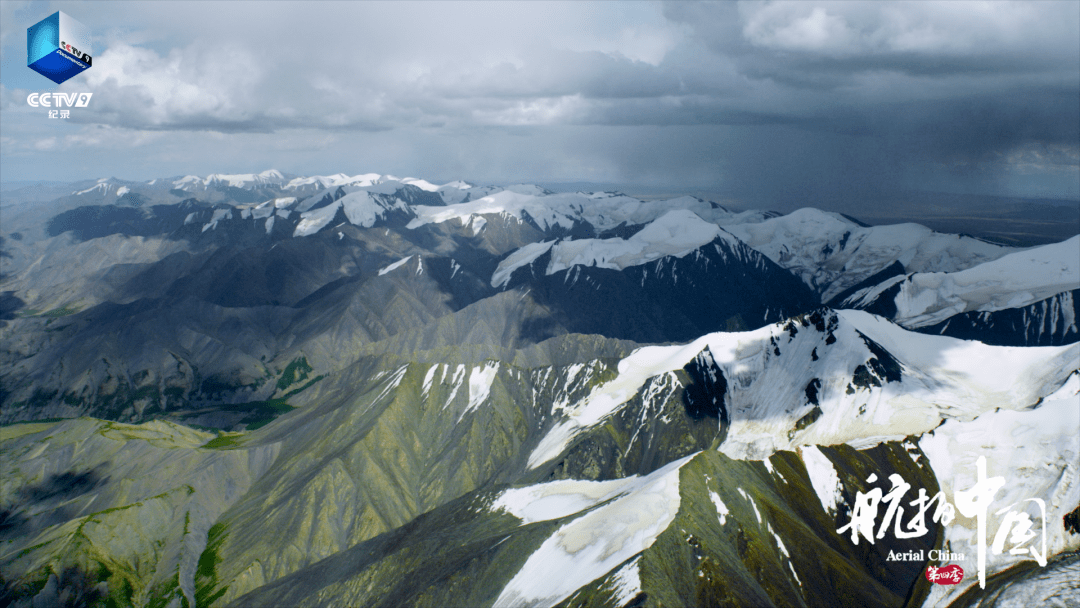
926,564,964,585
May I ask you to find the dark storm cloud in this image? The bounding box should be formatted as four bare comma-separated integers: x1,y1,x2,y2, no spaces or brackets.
648,1,1080,202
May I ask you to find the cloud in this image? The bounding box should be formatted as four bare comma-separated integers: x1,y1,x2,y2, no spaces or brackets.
653,1,1079,202
0,1,33,51
1,1,1076,203
737,1,1078,60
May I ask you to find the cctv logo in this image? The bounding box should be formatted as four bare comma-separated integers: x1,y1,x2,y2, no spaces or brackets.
27,93,93,108
27,11,93,84
60,43,92,65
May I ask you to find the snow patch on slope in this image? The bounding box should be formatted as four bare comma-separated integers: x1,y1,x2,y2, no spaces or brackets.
609,557,643,607
710,491,730,525
493,476,644,525
293,202,340,237
801,446,843,515
201,208,233,232
378,256,413,276
462,362,499,420
340,191,405,227
493,454,693,608
74,181,117,196
491,241,556,288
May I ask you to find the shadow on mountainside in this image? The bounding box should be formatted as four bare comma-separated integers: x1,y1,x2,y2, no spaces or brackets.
0,291,26,329
1,467,110,539
0,564,107,608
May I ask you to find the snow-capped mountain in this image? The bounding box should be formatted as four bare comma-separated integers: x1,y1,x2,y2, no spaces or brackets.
1,169,1077,608
291,189,414,236
409,189,773,235
527,309,1077,467
491,216,817,343
172,169,287,191
282,172,382,192
723,208,1019,302
50,169,481,204
491,209,728,287
839,236,1079,327
836,236,1080,345
915,289,1079,346
71,178,130,197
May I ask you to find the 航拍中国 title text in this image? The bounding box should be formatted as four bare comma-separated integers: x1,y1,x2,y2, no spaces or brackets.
836,456,1047,590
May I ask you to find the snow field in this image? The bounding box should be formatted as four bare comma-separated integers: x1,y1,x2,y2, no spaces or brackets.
888,236,1080,328
801,446,844,516
492,454,694,608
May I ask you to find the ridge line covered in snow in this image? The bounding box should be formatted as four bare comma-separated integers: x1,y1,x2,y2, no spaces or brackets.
724,207,1020,301
869,235,1080,328
527,309,1078,468
408,189,766,236
173,169,286,191
490,210,732,287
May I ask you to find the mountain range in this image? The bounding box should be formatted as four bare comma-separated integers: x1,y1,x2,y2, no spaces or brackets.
1,170,1078,607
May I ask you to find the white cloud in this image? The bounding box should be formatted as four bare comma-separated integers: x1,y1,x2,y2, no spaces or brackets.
738,1,1079,58
76,42,265,129
743,4,855,54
